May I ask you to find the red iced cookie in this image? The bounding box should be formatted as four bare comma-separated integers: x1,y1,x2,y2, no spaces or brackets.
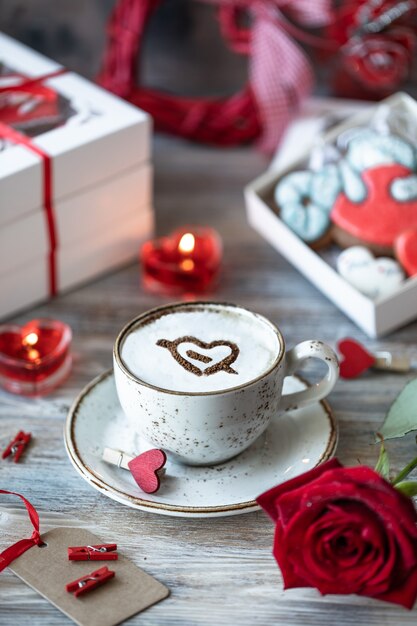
331,164,417,248
395,229,417,277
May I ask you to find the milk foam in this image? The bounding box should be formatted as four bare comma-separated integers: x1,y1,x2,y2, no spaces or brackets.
120,304,281,392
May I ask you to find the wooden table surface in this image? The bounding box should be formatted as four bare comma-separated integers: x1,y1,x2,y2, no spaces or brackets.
1,135,417,626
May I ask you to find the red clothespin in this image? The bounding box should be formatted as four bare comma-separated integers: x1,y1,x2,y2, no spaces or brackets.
337,338,417,379
2,431,31,463
68,544,118,561
66,566,115,598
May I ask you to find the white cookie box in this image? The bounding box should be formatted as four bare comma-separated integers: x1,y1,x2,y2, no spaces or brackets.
0,208,154,320
0,163,152,275
245,93,417,338
0,32,151,226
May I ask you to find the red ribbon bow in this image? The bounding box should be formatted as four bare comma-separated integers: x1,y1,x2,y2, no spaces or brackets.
207,0,334,152
0,489,44,572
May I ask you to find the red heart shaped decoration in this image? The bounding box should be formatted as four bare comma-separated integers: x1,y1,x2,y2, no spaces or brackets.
0,319,72,395
331,164,417,248
395,229,417,277
140,227,222,294
128,449,167,494
337,338,376,379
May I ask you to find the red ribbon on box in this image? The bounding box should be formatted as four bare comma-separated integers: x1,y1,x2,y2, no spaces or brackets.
0,69,66,296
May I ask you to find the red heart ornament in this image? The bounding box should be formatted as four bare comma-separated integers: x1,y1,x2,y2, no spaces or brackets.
331,164,417,247
140,226,222,294
395,229,417,277
337,338,376,379
128,449,167,494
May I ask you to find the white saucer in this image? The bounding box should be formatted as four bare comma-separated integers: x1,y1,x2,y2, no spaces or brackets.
65,371,337,518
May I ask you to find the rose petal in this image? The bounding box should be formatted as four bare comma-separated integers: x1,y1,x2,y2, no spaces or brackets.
256,458,342,521
372,566,417,609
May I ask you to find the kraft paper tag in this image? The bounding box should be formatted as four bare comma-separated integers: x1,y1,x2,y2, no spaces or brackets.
9,527,169,626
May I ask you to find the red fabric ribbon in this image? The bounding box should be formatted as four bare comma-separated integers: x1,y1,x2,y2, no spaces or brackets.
0,122,58,295
204,0,334,152
0,70,65,296
0,489,44,572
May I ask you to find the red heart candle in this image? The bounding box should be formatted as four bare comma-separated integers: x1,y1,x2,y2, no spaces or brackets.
140,226,222,294
0,318,72,396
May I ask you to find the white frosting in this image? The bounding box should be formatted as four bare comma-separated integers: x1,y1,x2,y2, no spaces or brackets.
121,305,281,393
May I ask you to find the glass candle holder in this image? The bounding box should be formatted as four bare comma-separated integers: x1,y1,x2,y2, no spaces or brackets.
0,318,72,396
141,226,223,294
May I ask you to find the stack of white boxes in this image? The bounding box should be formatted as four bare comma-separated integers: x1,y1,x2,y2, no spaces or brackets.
0,33,153,319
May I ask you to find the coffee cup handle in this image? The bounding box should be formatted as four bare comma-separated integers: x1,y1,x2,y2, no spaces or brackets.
279,341,339,411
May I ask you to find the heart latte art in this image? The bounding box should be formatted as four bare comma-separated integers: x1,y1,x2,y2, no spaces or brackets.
156,336,240,377
120,304,281,393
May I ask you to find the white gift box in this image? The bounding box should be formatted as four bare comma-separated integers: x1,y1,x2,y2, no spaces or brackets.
1,209,154,320
0,33,153,319
245,93,417,338
0,163,152,275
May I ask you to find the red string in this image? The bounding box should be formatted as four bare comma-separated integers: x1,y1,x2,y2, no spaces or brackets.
0,123,58,296
0,68,67,94
0,490,44,573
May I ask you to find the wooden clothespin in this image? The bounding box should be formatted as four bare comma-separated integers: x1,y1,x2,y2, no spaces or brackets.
68,544,118,562
2,431,31,463
337,338,417,379
66,566,115,598
102,448,167,494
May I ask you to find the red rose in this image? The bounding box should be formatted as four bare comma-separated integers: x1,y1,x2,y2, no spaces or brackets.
257,459,417,608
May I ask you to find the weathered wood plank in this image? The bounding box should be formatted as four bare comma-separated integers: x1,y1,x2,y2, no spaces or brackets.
1,135,417,625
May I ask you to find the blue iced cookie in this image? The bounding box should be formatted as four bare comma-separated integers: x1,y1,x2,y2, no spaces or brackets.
346,129,416,172
274,166,341,244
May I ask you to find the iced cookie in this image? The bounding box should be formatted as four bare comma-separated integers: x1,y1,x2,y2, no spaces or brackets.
395,229,417,277
331,128,417,254
345,129,416,172
274,165,341,247
331,163,417,255
337,246,404,299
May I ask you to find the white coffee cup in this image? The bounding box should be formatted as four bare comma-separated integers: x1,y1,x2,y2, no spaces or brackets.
113,302,339,465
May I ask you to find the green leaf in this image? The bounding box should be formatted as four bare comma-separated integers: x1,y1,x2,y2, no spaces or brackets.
374,440,390,479
394,481,417,498
379,379,417,440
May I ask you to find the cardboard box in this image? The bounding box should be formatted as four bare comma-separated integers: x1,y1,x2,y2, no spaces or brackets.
245,93,417,338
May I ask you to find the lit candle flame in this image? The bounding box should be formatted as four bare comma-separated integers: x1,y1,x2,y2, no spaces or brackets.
23,332,39,347
22,332,40,362
180,259,195,272
178,233,195,254
27,348,40,362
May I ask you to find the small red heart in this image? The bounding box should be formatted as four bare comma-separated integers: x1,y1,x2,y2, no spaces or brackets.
337,338,376,379
128,449,167,494
395,229,417,277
